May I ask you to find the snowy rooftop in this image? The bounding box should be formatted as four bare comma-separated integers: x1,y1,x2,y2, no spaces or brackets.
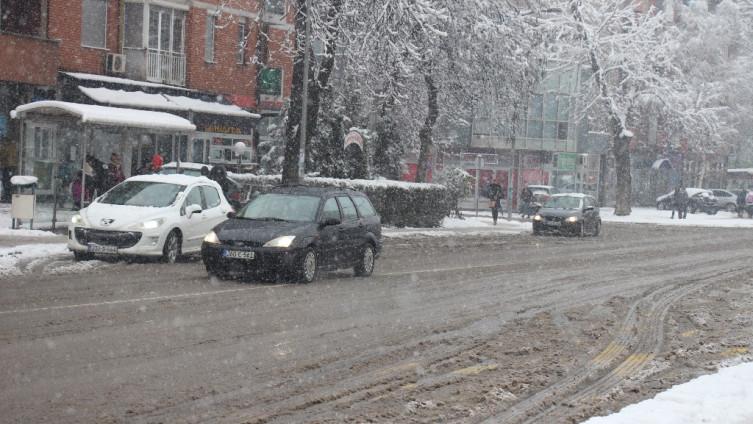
79,87,260,118
727,168,753,175
11,101,196,132
63,71,194,91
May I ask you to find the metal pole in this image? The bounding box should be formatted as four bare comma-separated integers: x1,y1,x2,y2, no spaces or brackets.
51,163,58,232
298,0,312,179
81,127,88,208
507,139,517,221
474,154,481,217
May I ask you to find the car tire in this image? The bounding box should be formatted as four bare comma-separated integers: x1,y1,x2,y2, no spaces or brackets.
354,244,376,277
578,223,585,237
162,230,181,264
726,203,737,212
296,248,318,284
73,251,94,261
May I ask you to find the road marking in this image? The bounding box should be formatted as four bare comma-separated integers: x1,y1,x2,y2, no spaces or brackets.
591,342,626,368
681,329,698,338
379,263,507,277
615,353,654,377
0,284,286,315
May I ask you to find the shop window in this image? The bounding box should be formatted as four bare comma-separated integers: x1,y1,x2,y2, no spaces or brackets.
543,122,557,140
526,120,543,139
81,0,107,48
557,122,569,140
191,139,206,163
0,0,45,37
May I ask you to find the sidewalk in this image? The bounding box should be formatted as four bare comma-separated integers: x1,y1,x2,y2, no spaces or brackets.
0,203,75,234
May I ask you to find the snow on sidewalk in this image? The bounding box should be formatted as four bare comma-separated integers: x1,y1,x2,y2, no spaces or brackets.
0,243,69,277
582,362,753,424
0,203,70,237
601,207,753,228
384,215,531,238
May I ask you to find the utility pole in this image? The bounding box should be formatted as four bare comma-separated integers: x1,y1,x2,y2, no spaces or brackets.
298,0,312,178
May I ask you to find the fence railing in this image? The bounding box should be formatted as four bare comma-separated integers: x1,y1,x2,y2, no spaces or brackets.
146,49,186,86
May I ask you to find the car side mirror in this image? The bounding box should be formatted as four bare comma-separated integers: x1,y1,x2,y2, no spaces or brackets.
321,217,341,227
227,211,237,219
186,204,202,217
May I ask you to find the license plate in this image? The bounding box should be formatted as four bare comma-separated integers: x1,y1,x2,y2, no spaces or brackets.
87,244,118,254
545,220,561,227
222,249,255,260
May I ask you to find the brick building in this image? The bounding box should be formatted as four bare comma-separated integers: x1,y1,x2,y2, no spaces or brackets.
0,0,294,199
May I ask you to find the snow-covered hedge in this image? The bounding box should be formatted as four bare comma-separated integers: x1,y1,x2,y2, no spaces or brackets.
229,173,451,227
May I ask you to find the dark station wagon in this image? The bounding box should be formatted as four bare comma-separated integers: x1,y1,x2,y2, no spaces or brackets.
201,186,382,283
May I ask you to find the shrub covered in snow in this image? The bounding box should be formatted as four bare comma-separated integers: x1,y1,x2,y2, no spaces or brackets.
229,173,451,227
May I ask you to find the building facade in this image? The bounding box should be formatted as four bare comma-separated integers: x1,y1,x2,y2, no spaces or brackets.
0,0,294,199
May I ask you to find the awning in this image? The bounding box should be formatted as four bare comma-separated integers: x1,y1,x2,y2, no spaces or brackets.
652,158,672,170
11,100,196,132
79,86,261,119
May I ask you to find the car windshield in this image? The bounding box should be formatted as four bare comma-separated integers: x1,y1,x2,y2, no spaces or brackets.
238,193,321,222
544,196,582,210
99,181,185,207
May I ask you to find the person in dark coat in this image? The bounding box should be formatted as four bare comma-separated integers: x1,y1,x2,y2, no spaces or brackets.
736,189,747,218
209,165,231,196
671,184,688,219
107,152,125,190
520,187,534,219
486,179,504,225
85,155,108,197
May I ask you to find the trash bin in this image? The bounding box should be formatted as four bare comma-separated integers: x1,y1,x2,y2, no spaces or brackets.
10,175,38,230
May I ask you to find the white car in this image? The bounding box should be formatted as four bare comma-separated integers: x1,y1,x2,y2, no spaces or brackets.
68,174,233,263
159,162,211,177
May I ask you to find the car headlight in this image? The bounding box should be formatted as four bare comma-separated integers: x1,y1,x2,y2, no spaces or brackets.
566,216,578,223
533,214,542,221
204,231,220,244
264,235,296,248
71,214,84,225
139,219,164,230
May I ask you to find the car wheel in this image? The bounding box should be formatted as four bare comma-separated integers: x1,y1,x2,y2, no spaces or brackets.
578,223,585,237
73,251,94,261
162,230,181,264
726,203,737,212
297,248,318,283
707,207,718,215
354,244,376,277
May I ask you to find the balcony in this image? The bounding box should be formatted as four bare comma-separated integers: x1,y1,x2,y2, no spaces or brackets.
146,49,186,86
0,32,60,86
123,48,186,87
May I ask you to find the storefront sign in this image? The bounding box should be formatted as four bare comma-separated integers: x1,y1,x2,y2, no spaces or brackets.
203,125,243,135
556,152,577,171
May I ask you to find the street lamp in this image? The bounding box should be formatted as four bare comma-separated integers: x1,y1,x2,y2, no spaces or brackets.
232,141,248,173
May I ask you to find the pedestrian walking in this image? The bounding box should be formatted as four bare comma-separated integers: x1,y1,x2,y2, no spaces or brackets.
520,187,533,219
487,178,504,225
671,184,688,219
85,154,108,197
737,189,747,218
107,152,125,190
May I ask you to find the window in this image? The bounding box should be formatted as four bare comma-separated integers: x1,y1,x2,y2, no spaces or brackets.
237,20,247,64
183,187,204,211
123,2,143,48
543,122,557,140
320,198,341,222
543,95,558,121
205,13,215,63
148,6,185,53
352,197,377,217
557,122,569,140
191,139,206,163
264,0,285,15
0,0,45,37
202,186,222,208
337,196,359,221
526,120,543,139
528,94,543,119
81,0,107,48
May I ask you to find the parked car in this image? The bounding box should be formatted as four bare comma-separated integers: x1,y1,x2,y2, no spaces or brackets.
160,162,246,208
532,193,601,237
710,189,737,212
656,188,716,213
68,174,233,263
202,186,382,283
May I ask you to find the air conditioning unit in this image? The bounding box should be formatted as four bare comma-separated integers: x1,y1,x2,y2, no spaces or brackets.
106,53,126,74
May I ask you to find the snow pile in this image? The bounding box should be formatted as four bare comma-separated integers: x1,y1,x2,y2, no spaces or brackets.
10,176,38,186
384,216,530,238
601,207,753,228
582,361,753,424
228,173,446,191
0,244,69,277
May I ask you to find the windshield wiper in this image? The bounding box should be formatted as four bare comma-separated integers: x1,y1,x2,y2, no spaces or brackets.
254,217,288,222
